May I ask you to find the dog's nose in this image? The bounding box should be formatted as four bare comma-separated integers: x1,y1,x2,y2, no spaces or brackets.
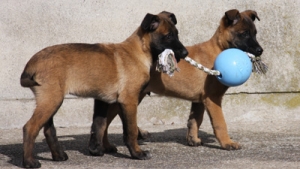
256,47,263,55
181,49,188,57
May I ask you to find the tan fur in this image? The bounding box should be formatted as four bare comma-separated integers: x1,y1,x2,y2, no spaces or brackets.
20,11,187,168
98,9,263,152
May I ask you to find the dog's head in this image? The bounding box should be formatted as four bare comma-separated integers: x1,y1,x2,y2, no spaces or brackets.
219,9,263,56
140,11,188,62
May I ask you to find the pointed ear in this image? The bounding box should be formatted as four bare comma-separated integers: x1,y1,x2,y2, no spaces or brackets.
243,10,260,21
224,9,240,26
141,13,160,32
161,11,177,25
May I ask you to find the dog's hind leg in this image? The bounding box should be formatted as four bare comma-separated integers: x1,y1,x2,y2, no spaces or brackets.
23,87,64,168
101,102,120,153
89,99,110,156
186,102,205,146
44,116,68,161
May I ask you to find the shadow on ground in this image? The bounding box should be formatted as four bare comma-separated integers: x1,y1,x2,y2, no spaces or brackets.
1,127,299,168
0,128,215,167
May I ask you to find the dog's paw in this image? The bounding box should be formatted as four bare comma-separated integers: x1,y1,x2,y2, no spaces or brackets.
222,142,241,150
104,144,118,153
187,136,202,146
132,150,152,160
138,127,151,140
23,158,41,168
52,151,69,161
89,145,105,156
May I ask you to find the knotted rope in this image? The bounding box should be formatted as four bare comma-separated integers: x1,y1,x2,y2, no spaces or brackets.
156,49,268,77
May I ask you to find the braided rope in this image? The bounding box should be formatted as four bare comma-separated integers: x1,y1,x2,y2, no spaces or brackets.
184,57,221,76
157,49,267,76
184,52,262,76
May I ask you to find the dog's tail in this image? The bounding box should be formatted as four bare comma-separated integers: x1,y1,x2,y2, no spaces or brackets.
20,69,39,87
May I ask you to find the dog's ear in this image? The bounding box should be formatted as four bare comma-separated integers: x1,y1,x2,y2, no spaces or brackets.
243,10,260,21
161,11,177,25
141,13,160,32
224,9,240,26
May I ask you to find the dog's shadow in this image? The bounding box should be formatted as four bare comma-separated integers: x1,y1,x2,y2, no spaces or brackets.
0,127,217,167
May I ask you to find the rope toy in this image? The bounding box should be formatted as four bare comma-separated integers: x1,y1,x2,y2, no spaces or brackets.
156,49,179,77
247,53,268,75
156,48,268,87
185,52,268,75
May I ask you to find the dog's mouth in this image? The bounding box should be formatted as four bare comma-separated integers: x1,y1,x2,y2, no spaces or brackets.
156,49,179,77
234,46,268,75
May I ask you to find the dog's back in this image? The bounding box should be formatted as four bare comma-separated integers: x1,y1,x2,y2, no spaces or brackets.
20,43,122,102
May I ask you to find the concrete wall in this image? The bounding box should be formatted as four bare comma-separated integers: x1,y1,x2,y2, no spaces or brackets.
1,0,299,129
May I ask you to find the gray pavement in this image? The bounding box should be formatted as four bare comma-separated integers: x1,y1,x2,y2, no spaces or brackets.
1,1,300,168
1,122,299,169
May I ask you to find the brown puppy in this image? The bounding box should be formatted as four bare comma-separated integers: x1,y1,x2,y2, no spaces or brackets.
20,11,188,168
90,9,264,155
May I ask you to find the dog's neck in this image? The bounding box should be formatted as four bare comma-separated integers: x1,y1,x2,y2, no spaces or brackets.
212,26,230,52
186,26,227,67
123,28,153,70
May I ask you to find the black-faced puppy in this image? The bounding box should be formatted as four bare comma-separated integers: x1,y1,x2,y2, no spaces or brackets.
20,11,188,168
91,9,264,154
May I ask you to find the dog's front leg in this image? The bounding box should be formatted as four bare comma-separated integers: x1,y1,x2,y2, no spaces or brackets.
119,102,151,160
186,102,205,146
90,92,151,156
204,96,241,150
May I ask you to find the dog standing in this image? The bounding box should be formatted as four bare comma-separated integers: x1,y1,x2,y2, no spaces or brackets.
20,11,188,168
90,9,264,156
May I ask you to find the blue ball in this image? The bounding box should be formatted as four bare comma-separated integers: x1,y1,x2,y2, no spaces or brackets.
214,48,252,87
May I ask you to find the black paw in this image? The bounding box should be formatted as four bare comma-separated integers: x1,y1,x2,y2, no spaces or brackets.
52,151,69,161
132,150,152,160
104,145,118,153
23,158,41,168
89,145,105,156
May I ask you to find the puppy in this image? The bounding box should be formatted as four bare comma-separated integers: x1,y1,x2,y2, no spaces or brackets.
90,9,264,155
20,11,188,168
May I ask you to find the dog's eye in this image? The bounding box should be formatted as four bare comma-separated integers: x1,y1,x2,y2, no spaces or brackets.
165,32,173,40
240,31,250,38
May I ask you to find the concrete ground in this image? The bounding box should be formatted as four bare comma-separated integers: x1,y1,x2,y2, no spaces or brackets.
1,120,299,169
1,1,300,168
